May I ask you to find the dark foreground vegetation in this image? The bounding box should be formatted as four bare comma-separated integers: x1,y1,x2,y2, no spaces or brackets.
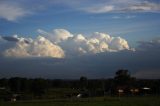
0,69,160,105
0,96,160,106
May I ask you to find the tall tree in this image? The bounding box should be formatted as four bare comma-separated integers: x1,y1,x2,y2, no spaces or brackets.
114,69,131,85
80,76,88,90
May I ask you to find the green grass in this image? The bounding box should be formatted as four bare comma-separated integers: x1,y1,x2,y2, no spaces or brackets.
0,96,160,106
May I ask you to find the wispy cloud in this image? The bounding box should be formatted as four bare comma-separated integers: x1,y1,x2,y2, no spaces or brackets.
112,15,136,19
82,0,160,13
112,16,121,19
0,2,31,22
126,15,136,19
0,0,159,22
85,5,114,13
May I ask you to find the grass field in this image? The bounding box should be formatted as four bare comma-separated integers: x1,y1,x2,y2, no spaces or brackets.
0,96,160,106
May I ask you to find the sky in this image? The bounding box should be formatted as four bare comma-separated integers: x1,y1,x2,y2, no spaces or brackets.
0,0,160,79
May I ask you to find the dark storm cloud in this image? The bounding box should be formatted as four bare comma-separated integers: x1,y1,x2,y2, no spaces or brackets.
0,38,160,79
2,36,30,44
2,36,19,42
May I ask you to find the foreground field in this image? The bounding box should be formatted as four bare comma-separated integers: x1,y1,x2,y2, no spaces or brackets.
1,96,160,106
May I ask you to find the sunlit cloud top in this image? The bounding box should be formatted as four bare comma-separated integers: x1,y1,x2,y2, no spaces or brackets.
0,29,131,58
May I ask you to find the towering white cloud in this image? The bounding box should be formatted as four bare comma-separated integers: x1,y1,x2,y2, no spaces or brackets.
0,29,131,58
3,36,65,58
38,29,130,56
109,37,129,51
37,29,73,43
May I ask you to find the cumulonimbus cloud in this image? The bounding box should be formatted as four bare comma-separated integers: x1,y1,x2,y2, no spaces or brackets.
37,29,73,43
1,35,65,58
0,29,131,58
1,34,160,78
38,29,131,56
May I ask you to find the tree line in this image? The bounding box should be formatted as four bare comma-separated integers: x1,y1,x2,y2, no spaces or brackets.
0,69,160,100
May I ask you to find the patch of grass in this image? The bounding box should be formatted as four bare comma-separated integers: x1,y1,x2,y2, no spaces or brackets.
0,96,160,106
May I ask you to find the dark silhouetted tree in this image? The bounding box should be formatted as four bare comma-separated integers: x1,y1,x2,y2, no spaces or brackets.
80,76,88,90
114,69,131,86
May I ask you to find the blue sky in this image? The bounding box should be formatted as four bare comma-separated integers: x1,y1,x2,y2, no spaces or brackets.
0,0,160,46
0,0,160,79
